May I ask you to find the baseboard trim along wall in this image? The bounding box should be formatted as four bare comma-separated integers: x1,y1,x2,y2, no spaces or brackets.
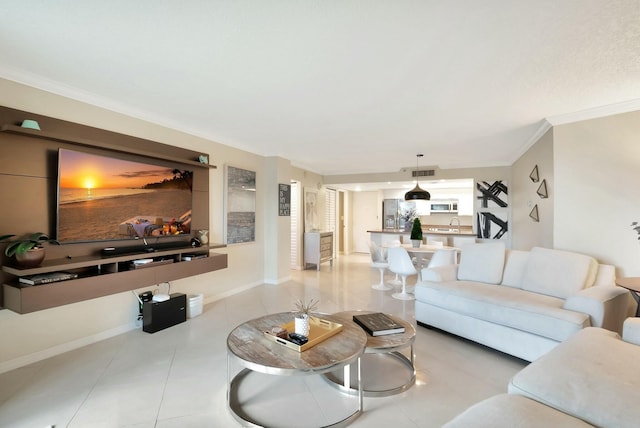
0,322,138,375
0,280,267,374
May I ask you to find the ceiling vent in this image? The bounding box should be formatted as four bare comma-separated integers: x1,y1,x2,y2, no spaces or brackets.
412,169,435,178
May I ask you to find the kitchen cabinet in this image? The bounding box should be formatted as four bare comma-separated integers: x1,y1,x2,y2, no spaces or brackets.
457,191,474,216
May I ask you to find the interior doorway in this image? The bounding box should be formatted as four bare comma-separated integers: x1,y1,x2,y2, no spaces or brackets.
339,191,344,254
290,181,300,269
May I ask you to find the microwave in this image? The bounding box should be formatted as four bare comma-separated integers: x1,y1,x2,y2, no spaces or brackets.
430,200,458,214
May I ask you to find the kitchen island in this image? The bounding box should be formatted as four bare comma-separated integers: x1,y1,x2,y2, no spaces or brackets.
368,226,475,248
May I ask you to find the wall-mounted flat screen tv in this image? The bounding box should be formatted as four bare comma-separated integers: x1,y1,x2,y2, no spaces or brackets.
57,148,193,243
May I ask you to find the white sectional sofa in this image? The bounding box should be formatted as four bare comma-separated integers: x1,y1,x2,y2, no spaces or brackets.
444,318,640,427
415,242,632,361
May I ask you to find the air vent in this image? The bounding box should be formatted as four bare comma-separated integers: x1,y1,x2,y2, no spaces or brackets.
412,169,435,178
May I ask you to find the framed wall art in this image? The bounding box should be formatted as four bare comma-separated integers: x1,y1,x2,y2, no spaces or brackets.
225,165,256,244
304,188,319,231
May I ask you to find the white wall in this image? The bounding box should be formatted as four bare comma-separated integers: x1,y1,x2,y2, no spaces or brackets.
511,128,554,250
352,191,382,253
553,110,640,276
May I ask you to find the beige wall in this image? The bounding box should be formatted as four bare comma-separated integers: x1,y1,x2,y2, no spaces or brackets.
263,156,292,284
0,78,291,371
554,110,640,276
511,128,554,250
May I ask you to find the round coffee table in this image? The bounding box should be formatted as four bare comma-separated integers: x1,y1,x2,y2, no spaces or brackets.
323,310,416,397
227,312,368,427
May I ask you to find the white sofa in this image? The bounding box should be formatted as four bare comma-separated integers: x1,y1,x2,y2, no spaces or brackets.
415,242,632,361
444,318,640,427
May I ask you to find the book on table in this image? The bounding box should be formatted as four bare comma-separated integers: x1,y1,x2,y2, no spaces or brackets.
353,312,405,336
19,271,79,286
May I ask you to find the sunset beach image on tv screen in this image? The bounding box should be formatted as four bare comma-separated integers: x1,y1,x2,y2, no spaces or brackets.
57,148,193,243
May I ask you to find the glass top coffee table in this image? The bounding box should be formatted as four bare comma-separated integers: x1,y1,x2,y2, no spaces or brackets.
324,310,416,397
227,312,368,427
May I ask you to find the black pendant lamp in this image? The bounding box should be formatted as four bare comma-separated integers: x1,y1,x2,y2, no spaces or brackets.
404,154,431,201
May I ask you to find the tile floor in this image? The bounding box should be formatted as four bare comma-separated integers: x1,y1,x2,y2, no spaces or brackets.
0,253,527,427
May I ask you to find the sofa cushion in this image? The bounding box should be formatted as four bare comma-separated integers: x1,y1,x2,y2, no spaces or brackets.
623,317,640,345
457,242,505,285
415,280,590,342
521,247,598,299
443,394,595,428
501,249,529,288
509,327,640,428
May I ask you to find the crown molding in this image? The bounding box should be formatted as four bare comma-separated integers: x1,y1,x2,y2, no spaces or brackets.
0,66,261,155
546,98,640,126
505,119,553,165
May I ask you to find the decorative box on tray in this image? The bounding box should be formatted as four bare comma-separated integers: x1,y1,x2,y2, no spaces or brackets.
264,317,343,352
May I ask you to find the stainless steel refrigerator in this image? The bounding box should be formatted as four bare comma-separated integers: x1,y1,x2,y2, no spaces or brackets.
383,199,416,230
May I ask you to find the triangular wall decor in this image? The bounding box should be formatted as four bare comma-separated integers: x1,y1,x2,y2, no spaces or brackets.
529,165,539,183
529,204,539,222
536,179,548,198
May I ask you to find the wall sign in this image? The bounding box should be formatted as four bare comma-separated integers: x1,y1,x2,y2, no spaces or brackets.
279,183,291,216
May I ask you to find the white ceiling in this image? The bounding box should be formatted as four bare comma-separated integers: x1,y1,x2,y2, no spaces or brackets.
1,1,639,179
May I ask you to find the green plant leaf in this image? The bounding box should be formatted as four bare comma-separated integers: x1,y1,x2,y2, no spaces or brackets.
5,241,37,257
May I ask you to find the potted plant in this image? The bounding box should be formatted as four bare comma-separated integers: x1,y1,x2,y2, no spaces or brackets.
410,218,423,248
293,298,319,337
0,232,55,268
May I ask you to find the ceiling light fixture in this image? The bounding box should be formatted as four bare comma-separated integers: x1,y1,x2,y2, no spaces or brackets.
404,154,431,201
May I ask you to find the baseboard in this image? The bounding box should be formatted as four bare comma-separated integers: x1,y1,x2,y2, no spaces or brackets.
202,280,263,305
0,280,266,374
263,275,292,285
0,322,138,375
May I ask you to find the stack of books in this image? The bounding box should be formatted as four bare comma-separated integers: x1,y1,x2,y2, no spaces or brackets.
353,312,405,336
19,271,78,286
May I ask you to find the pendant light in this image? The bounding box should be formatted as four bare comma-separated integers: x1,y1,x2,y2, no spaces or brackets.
404,154,431,201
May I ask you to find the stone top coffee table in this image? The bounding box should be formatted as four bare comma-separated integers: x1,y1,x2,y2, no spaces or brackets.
227,312,368,427
324,310,416,397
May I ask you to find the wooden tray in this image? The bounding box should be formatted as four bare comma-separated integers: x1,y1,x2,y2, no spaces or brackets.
264,317,343,352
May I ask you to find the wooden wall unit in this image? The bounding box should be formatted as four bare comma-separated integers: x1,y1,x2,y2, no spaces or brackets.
0,106,227,313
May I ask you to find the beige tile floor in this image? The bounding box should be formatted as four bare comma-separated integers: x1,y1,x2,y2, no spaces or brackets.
0,253,527,427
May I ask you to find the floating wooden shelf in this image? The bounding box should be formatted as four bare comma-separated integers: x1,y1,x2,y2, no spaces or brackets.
2,245,227,314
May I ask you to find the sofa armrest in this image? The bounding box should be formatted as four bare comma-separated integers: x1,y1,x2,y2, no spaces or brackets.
623,317,640,345
420,264,458,282
563,286,631,334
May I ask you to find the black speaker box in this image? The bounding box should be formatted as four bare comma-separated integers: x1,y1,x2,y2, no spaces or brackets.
142,293,187,333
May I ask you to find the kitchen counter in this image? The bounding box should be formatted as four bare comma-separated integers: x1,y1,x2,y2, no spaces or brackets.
368,228,476,248
367,228,475,236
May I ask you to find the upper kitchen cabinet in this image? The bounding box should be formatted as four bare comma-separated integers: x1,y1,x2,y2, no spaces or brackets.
456,188,474,216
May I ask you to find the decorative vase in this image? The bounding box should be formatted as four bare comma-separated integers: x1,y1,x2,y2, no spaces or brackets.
197,230,209,244
411,239,421,248
295,314,310,337
15,247,46,268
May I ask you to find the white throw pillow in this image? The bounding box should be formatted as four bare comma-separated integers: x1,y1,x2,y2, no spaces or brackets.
501,250,530,288
521,247,597,299
457,242,506,285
